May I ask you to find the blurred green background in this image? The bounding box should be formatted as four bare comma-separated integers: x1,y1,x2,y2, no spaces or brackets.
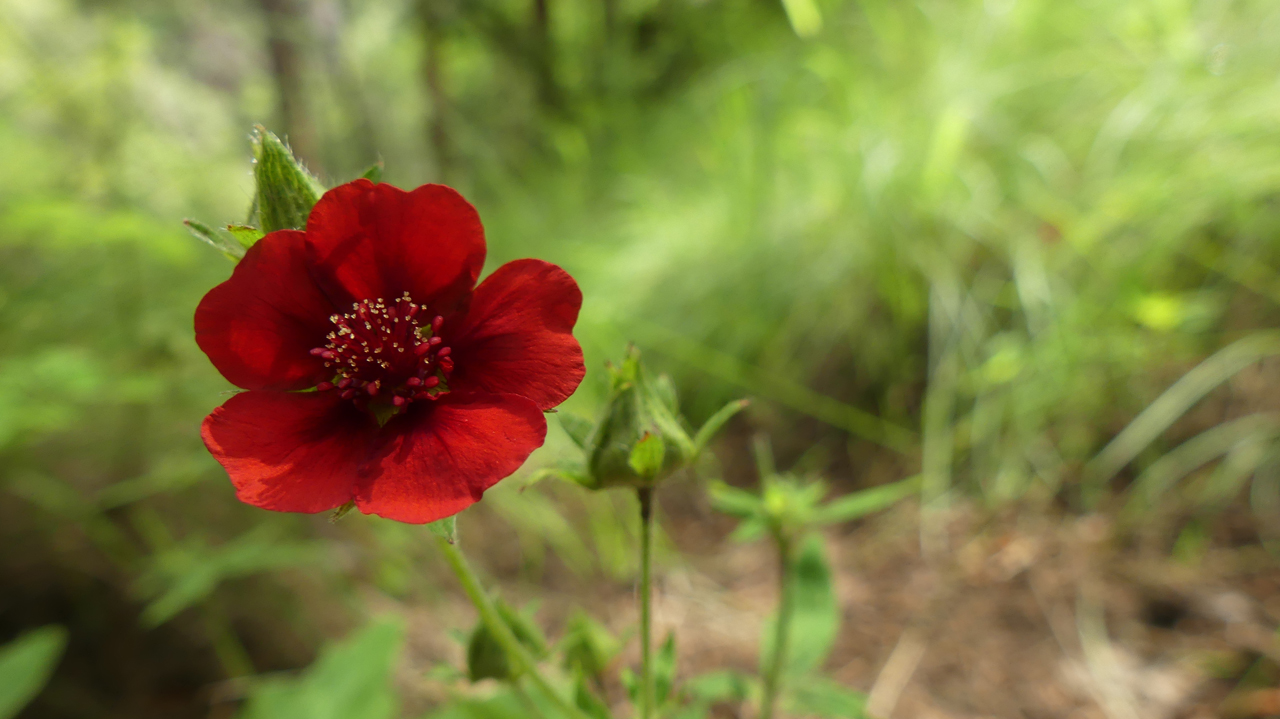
3,0,1280,716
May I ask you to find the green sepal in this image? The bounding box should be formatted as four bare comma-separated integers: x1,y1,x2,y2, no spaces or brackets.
558,413,595,450
253,126,325,233
427,516,458,544
183,218,245,260
226,224,265,250
692,399,749,456
360,161,384,184
628,432,667,479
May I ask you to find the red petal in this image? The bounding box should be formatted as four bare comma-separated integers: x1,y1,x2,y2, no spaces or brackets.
354,393,546,524
304,180,486,313
195,230,335,391
202,391,376,514
448,259,585,410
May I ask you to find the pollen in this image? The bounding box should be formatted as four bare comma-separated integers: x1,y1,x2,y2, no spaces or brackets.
310,294,454,414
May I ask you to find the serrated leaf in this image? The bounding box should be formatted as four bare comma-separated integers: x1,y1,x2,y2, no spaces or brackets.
761,535,838,675
253,127,325,233
0,626,67,719
814,475,920,525
628,432,667,479
226,224,265,250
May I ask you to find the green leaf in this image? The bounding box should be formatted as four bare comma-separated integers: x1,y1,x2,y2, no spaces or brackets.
683,669,752,704
428,515,458,544
761,535,838,675
561,609,620,682
785,676,868,718
359,162,384,184
226,224,265,250
0,626,67,719
183,218,245,260
707,480,763,520
814,475,920,525
466,619,512,682
252,127,325,233
727,517,769,543
237,620,404,719
558,413,595,450
655,631,677,705
466,601,545,682
574,672,613,719
692,399,749,456
628,432,667,479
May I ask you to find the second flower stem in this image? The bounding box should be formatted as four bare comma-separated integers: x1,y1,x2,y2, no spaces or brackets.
760,534,794,719
637,486,655,719
434,535,590,719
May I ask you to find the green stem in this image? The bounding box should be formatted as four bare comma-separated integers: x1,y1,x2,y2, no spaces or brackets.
435,535,590,719
760,534,794,719
637,487,655,719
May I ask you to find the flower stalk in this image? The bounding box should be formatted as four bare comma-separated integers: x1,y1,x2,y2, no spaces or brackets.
637,486,655,719
759,535,795,719
435,535,591,719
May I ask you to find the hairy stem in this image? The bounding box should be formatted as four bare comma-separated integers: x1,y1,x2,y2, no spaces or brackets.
760,535,794,719
435,535,589,719
637,486,655,719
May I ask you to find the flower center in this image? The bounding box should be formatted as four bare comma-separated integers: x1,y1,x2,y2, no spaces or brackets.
310,292,454,414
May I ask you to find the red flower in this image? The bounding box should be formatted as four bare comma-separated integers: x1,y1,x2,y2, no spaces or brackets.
195,180,585,523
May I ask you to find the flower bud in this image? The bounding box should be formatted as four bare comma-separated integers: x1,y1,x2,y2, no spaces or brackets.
585,347,694,488
252,126,325,233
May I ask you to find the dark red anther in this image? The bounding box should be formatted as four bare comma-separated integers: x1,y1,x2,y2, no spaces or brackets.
366,382,379,396
406,304,419,317
440,358,454,372
413,342,432,356
340,389,358,400
432,316,444,332
316,381,334,391
337,377,353,389
309,347,327,356
428,336,443,346
436,346,451,358
406,377,422,387
422,376,440,388
392,395,406,407
414,391,431,401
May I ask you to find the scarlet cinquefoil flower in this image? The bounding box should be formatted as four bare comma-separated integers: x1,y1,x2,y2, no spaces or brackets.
195,179,585,523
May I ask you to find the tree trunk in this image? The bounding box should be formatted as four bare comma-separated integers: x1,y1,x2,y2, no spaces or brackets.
418,1,451,182
259,0,322,174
